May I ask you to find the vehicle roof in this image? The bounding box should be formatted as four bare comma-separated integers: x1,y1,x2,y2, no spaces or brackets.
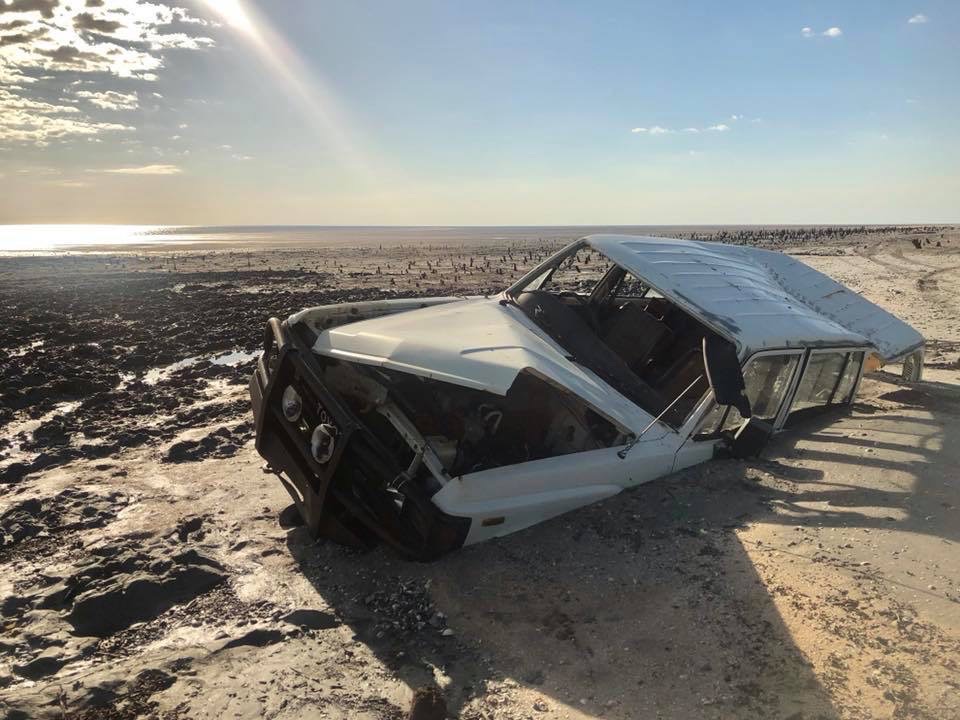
586,235,923,360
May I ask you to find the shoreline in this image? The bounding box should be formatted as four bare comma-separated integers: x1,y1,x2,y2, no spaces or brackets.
1,228,959,719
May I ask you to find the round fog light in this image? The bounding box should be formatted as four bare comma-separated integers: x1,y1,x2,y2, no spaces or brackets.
281,385,302,422
310,423,338,464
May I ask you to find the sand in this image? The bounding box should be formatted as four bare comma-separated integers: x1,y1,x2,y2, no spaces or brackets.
1,226,959,719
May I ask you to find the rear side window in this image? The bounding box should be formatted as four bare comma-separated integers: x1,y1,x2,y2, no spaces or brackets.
791,351,864,413
698,349,865,437
833,352,865,403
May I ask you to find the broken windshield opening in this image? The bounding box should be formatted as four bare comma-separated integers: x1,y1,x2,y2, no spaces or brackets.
507,243,714,428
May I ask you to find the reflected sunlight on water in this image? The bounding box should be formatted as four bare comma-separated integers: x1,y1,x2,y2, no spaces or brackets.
0,223,722,254
0,225,165,252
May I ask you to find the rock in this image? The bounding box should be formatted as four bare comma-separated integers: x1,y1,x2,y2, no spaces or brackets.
176,516,205,542
0,462,30,484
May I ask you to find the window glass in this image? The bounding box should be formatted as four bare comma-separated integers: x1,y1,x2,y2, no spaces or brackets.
746,355,801,420
720,354,801,430
697,353,800,436
833,352,863,403
615,272,662,299
792,352,847,412
696,402,727,437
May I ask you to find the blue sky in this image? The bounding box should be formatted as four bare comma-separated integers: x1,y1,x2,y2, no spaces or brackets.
0,0,957,224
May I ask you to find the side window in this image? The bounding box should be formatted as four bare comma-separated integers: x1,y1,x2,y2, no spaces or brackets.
696,353,801,437
790,351,864,414
615,272,663,299
833,352,864,403
743,355,802,421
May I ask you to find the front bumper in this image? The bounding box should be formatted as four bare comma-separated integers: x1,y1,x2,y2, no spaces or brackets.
249,317,470,560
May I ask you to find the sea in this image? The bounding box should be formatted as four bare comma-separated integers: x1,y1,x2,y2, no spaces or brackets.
0,224,783,254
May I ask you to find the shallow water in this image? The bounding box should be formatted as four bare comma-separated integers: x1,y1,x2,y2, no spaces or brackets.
140,348,258,386
0,223,778,254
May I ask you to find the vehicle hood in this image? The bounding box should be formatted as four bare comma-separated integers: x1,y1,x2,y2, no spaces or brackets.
308,297,648,428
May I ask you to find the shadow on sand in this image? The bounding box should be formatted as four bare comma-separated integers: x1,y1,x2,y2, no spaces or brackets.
282,371,959,718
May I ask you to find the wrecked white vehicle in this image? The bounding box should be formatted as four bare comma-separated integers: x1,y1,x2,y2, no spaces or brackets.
249,235,924,559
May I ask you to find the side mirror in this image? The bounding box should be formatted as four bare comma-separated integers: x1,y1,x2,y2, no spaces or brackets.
702,336,752,418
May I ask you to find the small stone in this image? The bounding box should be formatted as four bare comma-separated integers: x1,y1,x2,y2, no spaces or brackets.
440,628,454,637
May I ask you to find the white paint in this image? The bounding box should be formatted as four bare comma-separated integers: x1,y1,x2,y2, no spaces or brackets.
587,235,923,361
285,235,922,545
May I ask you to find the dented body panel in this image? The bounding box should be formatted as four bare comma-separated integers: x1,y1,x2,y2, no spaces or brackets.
249,235,924,558
580,236,922,361
310,297,657,434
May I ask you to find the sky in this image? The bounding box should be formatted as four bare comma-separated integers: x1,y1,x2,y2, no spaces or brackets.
0,0,957,226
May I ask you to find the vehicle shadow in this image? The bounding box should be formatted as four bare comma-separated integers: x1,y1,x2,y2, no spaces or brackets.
284,475,840,715
282,371,958,718
758,372,960,543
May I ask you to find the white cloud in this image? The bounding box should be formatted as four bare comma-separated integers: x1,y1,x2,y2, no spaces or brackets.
802,26,842,38
908,14,928,24
0,87,132,145
0,0,212,146
232,154,253,161
76,90,138,111
101,164,182,175
632,119,743,136
631,126,674,135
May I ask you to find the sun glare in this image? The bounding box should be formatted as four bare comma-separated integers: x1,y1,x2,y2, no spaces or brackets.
201,0,255,35
197,0,378,181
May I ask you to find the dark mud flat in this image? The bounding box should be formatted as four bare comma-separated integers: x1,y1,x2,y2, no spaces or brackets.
0,259,440,485
1,232,959,720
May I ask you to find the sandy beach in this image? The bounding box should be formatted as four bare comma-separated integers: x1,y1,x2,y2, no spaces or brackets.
2,226,960,720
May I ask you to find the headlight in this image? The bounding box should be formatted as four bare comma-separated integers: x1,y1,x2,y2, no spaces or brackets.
281,385,302,422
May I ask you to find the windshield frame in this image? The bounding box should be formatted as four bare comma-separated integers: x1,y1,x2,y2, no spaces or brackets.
505,240,588,298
